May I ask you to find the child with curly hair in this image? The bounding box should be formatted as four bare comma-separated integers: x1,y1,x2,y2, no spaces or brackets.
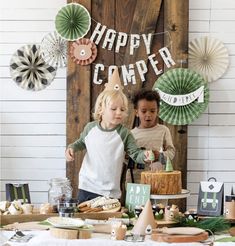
126,89,175,184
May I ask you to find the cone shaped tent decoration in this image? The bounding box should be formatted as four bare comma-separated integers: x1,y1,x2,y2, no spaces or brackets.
41,31,67,68
189,36,229,83
132,199,157,235
10,44,57,91
165,156,173,172
55,3,91,41
104,67,124,91
153,68,209,125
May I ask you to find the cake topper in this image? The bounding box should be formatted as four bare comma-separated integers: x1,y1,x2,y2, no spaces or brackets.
104,67,124,91
165,156,173,172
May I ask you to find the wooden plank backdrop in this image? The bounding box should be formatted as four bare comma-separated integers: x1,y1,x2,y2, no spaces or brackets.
66,0,188,210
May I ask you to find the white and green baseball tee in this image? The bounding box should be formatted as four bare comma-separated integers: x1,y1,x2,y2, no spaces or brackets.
68,121,145,198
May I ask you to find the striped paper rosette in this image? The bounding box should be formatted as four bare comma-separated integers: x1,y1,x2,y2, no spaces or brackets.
55,3,91,41
10,44,57,91
41,31,67,68
153,68,209,125
189,36,229,82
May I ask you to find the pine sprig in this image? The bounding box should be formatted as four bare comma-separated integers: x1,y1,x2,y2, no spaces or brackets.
175,216,230,233
197,217,230,233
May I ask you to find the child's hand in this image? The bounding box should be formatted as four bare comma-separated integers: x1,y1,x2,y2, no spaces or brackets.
153,150,159,160
65,148,75,162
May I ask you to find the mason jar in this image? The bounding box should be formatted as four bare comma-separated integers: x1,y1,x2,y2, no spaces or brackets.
48,177,72,212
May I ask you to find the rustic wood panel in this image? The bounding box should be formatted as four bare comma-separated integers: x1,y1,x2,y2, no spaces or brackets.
119,0,163,128
66,0,91,197
66,0,189,210
164,0,189,210
91,0,115,109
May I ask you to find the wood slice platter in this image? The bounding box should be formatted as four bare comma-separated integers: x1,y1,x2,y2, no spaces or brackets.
50,227,92,239
151,231,209,243
50,227,79,239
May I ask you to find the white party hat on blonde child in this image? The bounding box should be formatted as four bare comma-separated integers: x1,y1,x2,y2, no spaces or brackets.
104,66,123,91
132,199,157,235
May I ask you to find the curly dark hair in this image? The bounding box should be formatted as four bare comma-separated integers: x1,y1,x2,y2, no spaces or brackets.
132,89,160,109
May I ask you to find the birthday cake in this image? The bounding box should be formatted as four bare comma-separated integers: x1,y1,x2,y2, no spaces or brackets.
140,170,182,195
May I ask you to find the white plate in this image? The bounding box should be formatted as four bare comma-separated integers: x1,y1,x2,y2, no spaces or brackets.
47,217,84,229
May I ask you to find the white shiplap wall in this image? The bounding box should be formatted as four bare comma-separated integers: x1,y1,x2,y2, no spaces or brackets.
0,0,67,204
0,0,234,208
187,0,235,209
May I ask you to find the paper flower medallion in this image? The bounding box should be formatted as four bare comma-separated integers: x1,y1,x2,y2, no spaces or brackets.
41,31,67,68
189,36,229,82
55,3,91,41
153,68,209,125
10,44,57,91
70,38,97,65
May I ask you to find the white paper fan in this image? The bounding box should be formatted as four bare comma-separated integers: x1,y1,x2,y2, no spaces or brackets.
41,31,67,68
10,44,57,91
189,36,229,82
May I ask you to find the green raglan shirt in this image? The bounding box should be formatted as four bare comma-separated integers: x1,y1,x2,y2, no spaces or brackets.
68,121,145,198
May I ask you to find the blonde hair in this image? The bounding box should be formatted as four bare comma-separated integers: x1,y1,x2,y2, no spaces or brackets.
93,90,128,122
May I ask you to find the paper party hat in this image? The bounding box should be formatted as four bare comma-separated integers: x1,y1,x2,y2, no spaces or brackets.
132,199,157,235
165,156,174,172
104,66,123,91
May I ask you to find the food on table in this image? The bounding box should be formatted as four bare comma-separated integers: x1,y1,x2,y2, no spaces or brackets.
78,196,121,213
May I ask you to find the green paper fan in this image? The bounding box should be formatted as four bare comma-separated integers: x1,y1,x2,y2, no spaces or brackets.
153,68,209,125
55,3,91,41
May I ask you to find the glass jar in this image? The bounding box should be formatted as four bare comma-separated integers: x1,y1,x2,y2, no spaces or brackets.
48,177,72,212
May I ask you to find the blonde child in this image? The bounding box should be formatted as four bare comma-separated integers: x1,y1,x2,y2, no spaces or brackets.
126,89,175,184
66,89,153,203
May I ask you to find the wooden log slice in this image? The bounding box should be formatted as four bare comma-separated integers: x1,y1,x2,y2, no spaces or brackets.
141,171,182,194
50,227,79,239
151,231,208,243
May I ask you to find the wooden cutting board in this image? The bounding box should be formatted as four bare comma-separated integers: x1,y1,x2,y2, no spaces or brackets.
3,221,50,231
156,219,178,228
0,211,122,225
151,231,208,243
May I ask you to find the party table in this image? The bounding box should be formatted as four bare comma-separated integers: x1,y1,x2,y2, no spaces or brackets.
1,230,235,246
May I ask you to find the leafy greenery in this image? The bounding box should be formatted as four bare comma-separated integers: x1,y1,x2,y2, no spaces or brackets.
216,236,235,242
175,216,230,234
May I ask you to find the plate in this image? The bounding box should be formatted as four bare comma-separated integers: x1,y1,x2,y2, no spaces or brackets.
47,217,84,229
150,189,190,200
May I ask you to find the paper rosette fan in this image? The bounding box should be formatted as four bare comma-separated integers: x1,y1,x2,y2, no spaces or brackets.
41,31,67,68
153,68,209,125
55,3,91,41
10,44,57,91
70,38,97,65
189,36,229,82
